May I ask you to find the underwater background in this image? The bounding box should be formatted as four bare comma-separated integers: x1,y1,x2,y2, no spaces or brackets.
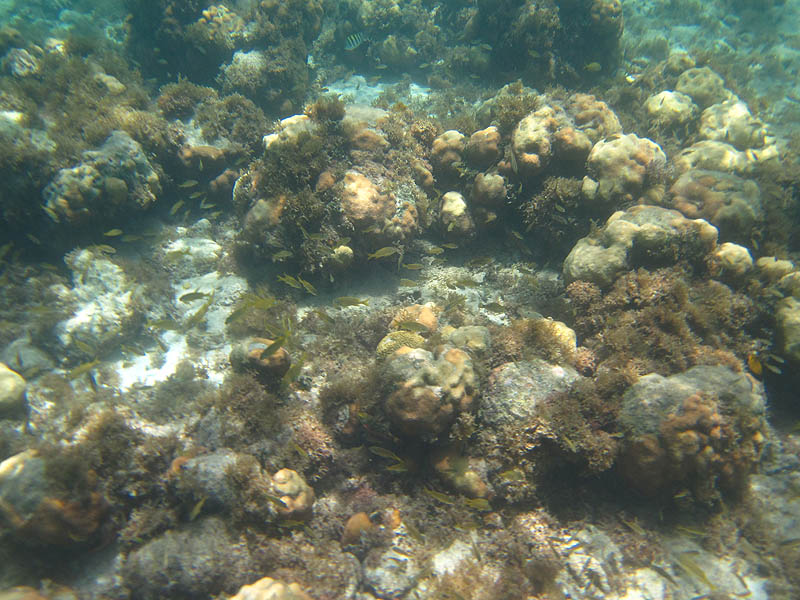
0,0,799,598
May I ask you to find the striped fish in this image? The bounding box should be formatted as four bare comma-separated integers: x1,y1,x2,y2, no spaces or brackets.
344,32,367,51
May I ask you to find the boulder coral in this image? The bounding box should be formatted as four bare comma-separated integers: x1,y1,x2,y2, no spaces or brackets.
675,66,732,109
563,205,718,288
43,130,161,225
618,366,767,505
381,346,477,439
229,577,313,600
0,450,107,547
669,169,762,243
582,133,667,209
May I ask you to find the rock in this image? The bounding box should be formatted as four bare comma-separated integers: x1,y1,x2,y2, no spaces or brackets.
511,106,562,176
174,450,240,512
389,304,438,334
431,446,489,499
341,512,375,546
271,469,314,517
177,144,226,174
710,242,753,280
669,169,762,243
582,133,667,208
229,577,313,600
566,93,622,144
563,205,718,288
699,99,766,150
618,366,767,502
263,114,319,150
673,140,751,174
363,516,422,599
676,66,731,108
464,126,501,169
480,359,579,428
43,130,161,224
376,331,427,359
329,245,354,271
0,450,107,546
445,326,491,354
439,191,475,240
122,517,257,600
471,173,507,207
776,297,800,362
0,587,51,600
230,337,292,380
431,130,465,173
756,256,795,282
644,90,697,128
0,363,25,414
2,48,39,77
0,337,54,376
340,170,394,233
664,50,695,75
93,72,126,95
382,347,477,439
562,236,628,290
52,247,142,355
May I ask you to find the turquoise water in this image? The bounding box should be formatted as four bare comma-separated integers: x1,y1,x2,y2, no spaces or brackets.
0,1,799,598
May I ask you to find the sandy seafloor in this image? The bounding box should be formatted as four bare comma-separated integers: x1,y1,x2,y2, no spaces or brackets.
1,0,800,599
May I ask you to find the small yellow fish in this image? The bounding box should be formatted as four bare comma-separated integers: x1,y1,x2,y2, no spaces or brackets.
402,263,423,270
188,496,207,521
426,246,444,255
178,180,198,188
184,291,215,329
43,205,60,223
67,359,100,380
395,320,429,333
424,488,456,505
584,62,602,72
368,446,403,462
147,318,181,331
333,296,369,307
498,468,525,481
277,274,302,289
747,353,763,377
282,351,306,384
463,497,491,511
259,337,286,359
398,278,418,287
297,275,317,296
272,250,293,261
441,243,458,249
312,309,334,324
170,200,184,215
368,246,399,260
179,290,209,303
121,234,142,242
103,229,123,237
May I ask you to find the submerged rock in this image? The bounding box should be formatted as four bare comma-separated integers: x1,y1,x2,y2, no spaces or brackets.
0,363,25,414
123,517,257,600
0,450,107,547
229,577,313,600
381,346,477,440
43,130,160,224
563,205,718,289
618,365,767,503
480,359,579,428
